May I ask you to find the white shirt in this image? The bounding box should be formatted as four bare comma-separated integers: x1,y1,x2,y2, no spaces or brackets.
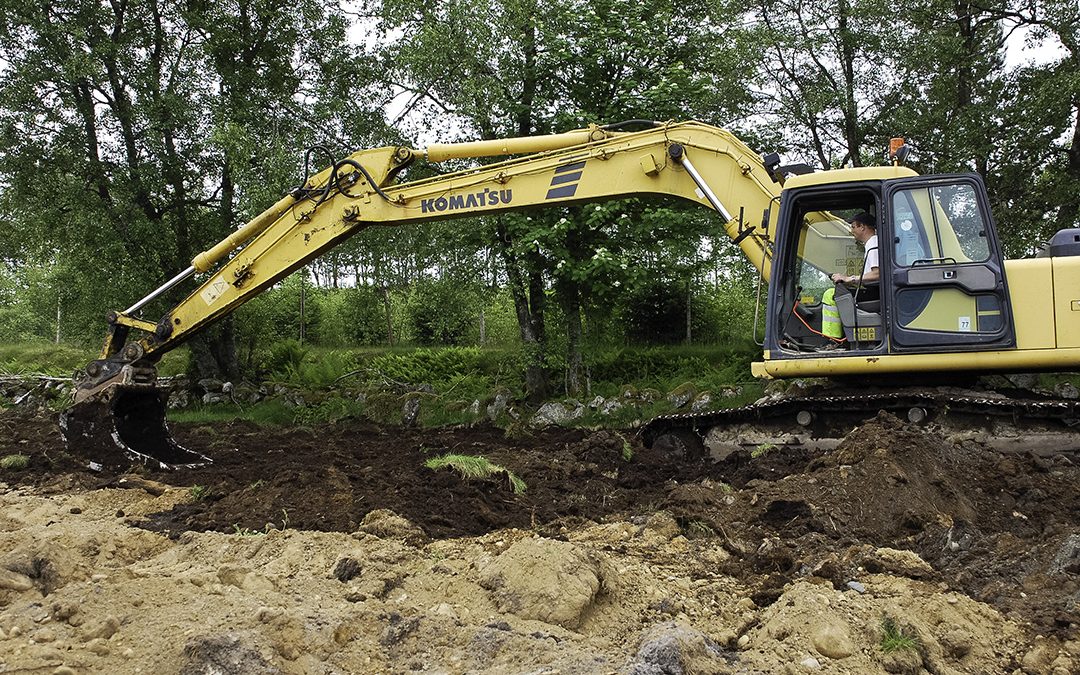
863,234,879,276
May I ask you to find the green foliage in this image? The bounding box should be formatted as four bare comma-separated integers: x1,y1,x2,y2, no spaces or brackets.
368,347,496,387
586,345,757,394
616,432,633,461
751,443,777,459
292,395,365,426
685,520,717,539
424,453,526,495
168,399,296,426
189,485,209,501
1,454,30,471
403,277,484,346
265,339,309,381
880,616,919,653
0,343,96,376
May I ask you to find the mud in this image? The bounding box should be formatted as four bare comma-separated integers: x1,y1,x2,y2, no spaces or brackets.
1,408,1078,673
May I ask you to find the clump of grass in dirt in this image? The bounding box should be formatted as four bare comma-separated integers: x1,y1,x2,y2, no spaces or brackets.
751,442,776,459
616,432,634,461
1,454,29,471
189,484,209,501
880,616,919,653
424,453,527,495
685,520,717,539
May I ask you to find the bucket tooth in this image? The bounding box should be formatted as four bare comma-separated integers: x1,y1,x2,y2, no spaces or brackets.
60,386,210,471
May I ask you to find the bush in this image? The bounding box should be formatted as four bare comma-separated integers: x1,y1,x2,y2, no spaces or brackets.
403,277,483,346
368,346,494,386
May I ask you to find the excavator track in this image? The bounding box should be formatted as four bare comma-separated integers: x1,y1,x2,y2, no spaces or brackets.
641,389,1080,457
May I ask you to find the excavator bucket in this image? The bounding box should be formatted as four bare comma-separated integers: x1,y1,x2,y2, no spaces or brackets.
60,385,211,470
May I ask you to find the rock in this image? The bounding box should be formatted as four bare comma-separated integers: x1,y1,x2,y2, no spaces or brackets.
332,557,362,582
666,383,697,409
168,388,191,409
811,622,855,659
1050,654,1074,674
1049,534,1080,574
588,395,605,409
402,395,421,427
356,509,428,546
530,401,585,427
737,634,750,649
197,378,225,393
179,633,282,675
34,627,57,643
53,667,77,675
468,399,481,415
1022,639,1057,675
866,547,933,578
232,382,260,404
85,637,110,656
478,537,600,629
0,568,34,591
939,627,972,659
487,388,512,420
1054,382,1079,399
202,392,227,405
599,398,624,416
643,512,681,540
801,656,822,669
626,622,730,674
690,392,712,412
82,615,120,641
846,581,866,594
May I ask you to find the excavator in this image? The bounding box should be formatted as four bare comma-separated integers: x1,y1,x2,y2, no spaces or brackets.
60,120,1080,469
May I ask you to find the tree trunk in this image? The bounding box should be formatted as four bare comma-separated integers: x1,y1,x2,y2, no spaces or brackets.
562,286,584,396
496,218,548,402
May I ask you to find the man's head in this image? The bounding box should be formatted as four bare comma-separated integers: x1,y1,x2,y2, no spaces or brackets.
849,212,876,243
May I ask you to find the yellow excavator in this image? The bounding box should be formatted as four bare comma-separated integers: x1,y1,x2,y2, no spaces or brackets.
60,120,1080,468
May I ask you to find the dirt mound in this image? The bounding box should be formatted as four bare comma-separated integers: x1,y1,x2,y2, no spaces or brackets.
2,407,1079,672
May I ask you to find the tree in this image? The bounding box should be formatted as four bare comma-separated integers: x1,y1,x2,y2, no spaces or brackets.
374,0,756,398
0,0,389,377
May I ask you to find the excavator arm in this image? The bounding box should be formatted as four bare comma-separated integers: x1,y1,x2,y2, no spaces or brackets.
63,120,785,468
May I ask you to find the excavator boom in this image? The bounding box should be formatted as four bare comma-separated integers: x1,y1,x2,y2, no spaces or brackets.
63,120,785,468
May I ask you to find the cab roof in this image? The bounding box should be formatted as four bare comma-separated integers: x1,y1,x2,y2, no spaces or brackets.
784,165,919,190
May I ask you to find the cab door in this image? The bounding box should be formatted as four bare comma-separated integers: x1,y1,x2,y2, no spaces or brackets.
885,175,1015,351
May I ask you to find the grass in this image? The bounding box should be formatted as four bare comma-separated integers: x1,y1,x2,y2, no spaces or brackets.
751,442,777,459
189,484,209,501
424,453,527,495
1,454,30,471
616,432,634,461
685,519,717,539
880,616,919,653
168,399,296,425
0,341,189,377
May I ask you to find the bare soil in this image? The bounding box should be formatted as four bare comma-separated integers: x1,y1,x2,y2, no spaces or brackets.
1,408,1078,673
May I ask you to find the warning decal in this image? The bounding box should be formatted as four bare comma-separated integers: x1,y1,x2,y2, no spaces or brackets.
200,276,230,305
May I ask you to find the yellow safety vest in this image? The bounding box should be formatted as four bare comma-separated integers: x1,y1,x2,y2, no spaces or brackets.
821,288,843,339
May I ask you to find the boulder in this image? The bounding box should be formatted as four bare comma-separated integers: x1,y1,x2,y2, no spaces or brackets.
866,547,934,578
356,509,428,546
811,622,855,659
479,537,600,629
627,622,730,675
530,401,584,427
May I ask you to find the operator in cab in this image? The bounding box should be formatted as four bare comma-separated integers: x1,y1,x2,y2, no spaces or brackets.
830,211,879,293
820,212,880,346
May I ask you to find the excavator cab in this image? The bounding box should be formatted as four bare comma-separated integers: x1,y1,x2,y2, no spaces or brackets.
764,171,1016,365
